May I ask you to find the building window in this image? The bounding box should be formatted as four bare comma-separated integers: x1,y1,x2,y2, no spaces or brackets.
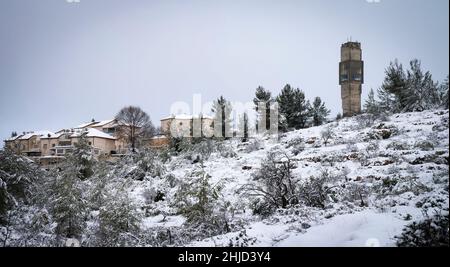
56,149,64,154
43,144,48,150
88,142,92,145
52,144,55,147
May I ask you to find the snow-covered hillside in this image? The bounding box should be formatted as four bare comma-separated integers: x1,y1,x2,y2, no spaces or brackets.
124,109,449,247
1,110,448,247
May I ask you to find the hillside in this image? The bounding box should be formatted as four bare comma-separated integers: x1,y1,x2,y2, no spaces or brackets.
1,109,448,247
130,109,449,247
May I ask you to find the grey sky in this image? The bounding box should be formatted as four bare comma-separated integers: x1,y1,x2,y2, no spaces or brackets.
0,0,448,141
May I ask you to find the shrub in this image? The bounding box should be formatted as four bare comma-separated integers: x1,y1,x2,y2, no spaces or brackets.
286,137,305,156
395,209,449,247
298,171,335,209
240,151,298,212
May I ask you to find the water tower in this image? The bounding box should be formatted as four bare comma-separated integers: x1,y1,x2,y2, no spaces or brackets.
339,41,364,117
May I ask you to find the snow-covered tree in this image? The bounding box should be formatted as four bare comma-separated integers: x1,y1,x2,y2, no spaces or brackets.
309,97,330,126
96,182,141,247
403,59,440,112
363,88,380,116
174,164,230,238
379,60,408,112
71,133,96,180
438,75,449,109
49,163,87,241
240,151,298,212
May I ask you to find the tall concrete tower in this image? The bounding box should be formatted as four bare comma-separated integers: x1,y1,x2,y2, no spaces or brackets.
339,41,364,117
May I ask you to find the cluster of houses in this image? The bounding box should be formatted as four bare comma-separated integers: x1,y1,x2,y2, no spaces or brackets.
3,114,215,166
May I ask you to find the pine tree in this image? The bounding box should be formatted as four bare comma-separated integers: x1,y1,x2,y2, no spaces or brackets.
364,88,380,115
439,75,449,109
276,84,297,129
253,86,274,132
71,133,96,180
292,88,311,129
380,60,408,112
404,59,439,112
97,182,141,246
277,85,311,129
212,96,233,138
309,97,331,126
50,163,86,240
238,112,249,142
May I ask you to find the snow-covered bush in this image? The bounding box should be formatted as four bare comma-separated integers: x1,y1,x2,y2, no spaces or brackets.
395,209,449,247
286,136,305,156
95,183,142,247
227,230,257,247
355,114,376,129
321,126,334,146
0,150,42,224
413,140,435,151
240,151,298,214
342,182,370,207
115,149,165,180
298,170,335,209
216,142,238,158
386,141,410,150
244,139,262,153
346,141,359,152
174,165,230,238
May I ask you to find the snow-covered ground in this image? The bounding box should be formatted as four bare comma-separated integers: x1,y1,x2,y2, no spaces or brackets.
126,109,449,247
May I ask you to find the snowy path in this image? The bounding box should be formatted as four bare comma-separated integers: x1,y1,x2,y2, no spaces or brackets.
275,210,407,247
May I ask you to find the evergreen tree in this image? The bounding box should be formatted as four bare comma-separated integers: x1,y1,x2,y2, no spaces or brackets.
238,112,249,142
364,88,380,115
439,75,449,109
293,88,311,129
97,182,141,246
404,59,439,112
50,163,86,240
276,84,297,129
277,85,311,130
253,86,274,132
212,96,233,138
380,60,408,112
309,97,331,126
71,133,96,180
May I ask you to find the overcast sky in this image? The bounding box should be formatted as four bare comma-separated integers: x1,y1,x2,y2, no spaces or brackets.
0,0,448,141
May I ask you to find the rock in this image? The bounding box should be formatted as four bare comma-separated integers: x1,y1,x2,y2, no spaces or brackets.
301,223,311,229
414,140,435,151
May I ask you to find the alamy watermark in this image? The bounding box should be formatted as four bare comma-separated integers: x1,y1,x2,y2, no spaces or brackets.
165,94,279,139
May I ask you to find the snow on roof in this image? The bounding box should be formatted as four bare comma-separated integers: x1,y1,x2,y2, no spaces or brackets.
76,121,98,128
150,135,168,139
161,114,214,121
41,132,63,139
18,130,55,140
5,135,21,141
91,119,116,128
70,128,116,140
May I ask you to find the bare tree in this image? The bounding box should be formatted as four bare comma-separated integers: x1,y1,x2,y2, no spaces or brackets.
115,106,154,152
321,125,334,146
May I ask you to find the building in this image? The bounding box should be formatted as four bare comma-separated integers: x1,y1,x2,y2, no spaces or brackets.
3,118,129,166
147,114,215,148
339,41,364,117
160,114,214,138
